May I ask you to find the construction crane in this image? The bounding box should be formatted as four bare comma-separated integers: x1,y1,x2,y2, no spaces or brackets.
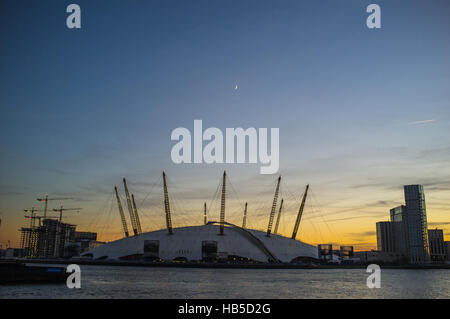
273,198,284,235
291,184,309,240
23,207,46,227
131,194,142,234
52,206,82,222
242,202,248,229
37,194,72,219
114,186,129,238
24,215,47,228
123,177,139,236
162,171,173,235
219,170,226,236
266,176,281,237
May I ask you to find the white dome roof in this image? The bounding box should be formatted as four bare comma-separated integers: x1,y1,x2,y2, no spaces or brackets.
86,223,318,263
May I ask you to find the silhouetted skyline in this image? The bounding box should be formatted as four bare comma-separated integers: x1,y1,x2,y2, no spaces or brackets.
1,0,449,249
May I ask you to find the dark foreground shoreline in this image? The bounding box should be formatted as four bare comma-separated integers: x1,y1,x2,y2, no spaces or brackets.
7,258,450,270
0,260,69,284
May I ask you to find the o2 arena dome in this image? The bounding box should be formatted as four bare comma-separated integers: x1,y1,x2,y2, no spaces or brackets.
83,172,318,263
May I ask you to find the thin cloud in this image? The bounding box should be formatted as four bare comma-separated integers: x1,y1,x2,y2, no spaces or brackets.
409,119,436,125
428,222,450,226
347,231,376,237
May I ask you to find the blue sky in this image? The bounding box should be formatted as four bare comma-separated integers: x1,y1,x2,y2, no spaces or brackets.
1,0,449,248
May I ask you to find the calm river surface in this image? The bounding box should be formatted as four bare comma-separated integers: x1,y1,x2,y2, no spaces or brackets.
1,265,449,298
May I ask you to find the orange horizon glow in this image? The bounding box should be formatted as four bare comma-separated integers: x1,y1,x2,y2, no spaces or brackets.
2,184,448,252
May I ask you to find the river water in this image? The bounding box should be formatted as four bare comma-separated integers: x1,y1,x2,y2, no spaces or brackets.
1,266,449,298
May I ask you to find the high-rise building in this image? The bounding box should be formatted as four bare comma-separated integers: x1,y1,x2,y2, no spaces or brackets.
378,185,430,264
428,229,445,262
389,206,408,254
390,205,405,222
376,222,395,252
36,219,76,258
404,185,430,263
21,219,76,258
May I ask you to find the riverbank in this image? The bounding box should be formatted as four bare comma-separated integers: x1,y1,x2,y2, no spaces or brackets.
6,258,450,269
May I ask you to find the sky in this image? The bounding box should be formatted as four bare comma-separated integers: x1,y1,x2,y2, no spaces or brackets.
0,0,449,250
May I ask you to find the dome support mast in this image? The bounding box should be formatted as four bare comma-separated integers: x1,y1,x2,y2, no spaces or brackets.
292,184,309,240
242,202,248,229
123,177,138,236
163,171,173,235
273,198,284,235
131,194,142,235
219,171,226,235
266,176,281,237
114,186,129,238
